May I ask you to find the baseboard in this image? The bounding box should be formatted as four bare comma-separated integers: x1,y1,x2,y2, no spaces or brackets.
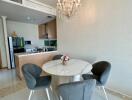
0,67,8,70
106,87,132,100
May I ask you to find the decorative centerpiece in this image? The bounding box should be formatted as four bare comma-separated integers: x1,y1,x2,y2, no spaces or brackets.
61,55,70,65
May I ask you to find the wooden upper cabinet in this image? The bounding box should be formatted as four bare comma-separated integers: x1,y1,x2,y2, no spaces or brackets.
38,24,46,39
46,19,57,39
38,19,57,39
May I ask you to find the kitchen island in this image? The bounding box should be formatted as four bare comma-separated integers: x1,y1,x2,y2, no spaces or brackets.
15,51,58,79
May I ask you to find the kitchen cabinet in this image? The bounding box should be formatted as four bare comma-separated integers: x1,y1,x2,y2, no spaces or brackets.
38,24,46,39
38,19,57,39
46,19,57,39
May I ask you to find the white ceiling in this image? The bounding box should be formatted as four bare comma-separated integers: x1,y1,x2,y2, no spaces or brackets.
0,0,56,24
36,0,57,7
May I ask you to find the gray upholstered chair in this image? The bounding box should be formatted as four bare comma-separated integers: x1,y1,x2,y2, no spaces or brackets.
22,64,52,100
82,61,111,100
58,79,96,100
52,54,63,60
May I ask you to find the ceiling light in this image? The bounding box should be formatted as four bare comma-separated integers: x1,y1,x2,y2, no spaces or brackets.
57,0,81,17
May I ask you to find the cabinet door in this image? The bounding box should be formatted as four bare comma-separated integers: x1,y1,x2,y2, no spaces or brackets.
38,24,46,39
46,19,57,39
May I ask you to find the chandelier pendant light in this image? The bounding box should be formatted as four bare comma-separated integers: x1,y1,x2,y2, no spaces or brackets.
57,0,81,17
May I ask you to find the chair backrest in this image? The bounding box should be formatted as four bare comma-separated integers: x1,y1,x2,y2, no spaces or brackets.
52,54,63,60
22,64,42,89
91,61,111,85
58,79,96,100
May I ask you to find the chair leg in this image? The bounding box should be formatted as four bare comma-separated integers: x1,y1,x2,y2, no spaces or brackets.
50,86,53,92
59,96,63,100
102,86,108,100
46,88,51,100
28,90,33,100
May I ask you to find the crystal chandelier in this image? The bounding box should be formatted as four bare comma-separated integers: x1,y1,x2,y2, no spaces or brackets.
57,0,81,17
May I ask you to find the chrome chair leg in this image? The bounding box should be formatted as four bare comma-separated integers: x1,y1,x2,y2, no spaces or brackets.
28,90,33,100
46,88,51,100
102,86,108,100
50,86,53,92
59,96,63,100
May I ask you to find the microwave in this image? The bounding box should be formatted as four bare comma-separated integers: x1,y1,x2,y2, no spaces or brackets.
25,41,31,45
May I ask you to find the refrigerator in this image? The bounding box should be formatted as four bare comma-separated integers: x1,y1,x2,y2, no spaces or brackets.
8,37,15,68
8,36,24,68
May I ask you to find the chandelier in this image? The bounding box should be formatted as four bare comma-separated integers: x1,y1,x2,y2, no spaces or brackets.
57,0,81,17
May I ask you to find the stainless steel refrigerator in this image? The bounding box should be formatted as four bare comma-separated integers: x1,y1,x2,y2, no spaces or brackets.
8,37,15,68
8,36,24,68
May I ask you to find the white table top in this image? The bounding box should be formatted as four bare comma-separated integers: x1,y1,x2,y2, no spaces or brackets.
42,59,92,77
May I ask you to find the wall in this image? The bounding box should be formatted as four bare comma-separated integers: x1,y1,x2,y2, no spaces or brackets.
7,20,44,47
57,0,132,96
0,18,7,67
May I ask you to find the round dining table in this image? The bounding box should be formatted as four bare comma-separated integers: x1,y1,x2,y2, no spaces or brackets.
42,59,92,100
42,59,92,83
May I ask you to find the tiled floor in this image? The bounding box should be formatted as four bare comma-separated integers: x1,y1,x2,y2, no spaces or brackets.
0,69,131,100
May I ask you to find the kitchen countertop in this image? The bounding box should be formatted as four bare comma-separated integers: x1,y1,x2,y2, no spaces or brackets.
15,51,58,57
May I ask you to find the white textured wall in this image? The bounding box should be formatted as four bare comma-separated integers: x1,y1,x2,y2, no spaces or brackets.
0,18,7,67
7,20,44,47
57,0,132,96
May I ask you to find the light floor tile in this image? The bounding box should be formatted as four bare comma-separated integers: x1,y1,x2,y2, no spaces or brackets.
0,69,131,100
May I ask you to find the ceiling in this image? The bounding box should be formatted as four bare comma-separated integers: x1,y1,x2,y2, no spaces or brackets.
0,0,56,24
36,0,57,7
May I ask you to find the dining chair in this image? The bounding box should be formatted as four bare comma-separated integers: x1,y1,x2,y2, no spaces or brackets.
58,79,96,100
82,61,111,100
52,54,63,60
22,64,52,100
